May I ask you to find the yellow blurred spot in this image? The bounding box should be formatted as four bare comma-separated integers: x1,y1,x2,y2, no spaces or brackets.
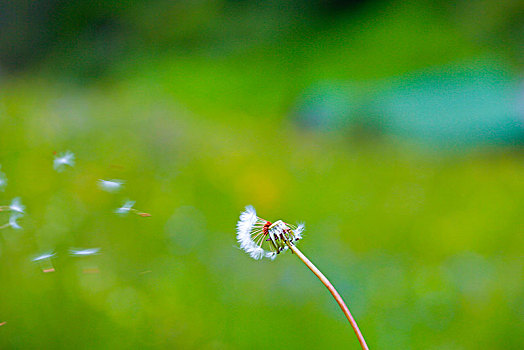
236,168,283,208
83,268,100,274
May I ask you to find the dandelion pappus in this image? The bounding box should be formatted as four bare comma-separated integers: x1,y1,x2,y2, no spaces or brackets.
236,206,305,260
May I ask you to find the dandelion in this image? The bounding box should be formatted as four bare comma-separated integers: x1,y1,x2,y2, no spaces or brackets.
69,248,101,256
98,179,124,193
0,165,7,191
236,206,369,350
53,151,75,172
32,252,56,273
236,205,303,260
0,213,23,230
114,200,151,217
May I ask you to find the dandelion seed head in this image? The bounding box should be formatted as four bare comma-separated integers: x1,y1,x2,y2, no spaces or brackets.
70,248,101,256
9,197,25,213
236,206,305,260
53,151,75,172
98,179,124,192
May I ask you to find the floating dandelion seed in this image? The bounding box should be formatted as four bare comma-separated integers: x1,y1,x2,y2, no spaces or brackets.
0,166,7,191
32,252,55,273
114,200,151,217
0,197,26,214
98,179,124,193
115,200,135,214
0,213,23,230
236,206,369,350
8,213,22,229
53,150,75,172
70,248,101,274
32,252,56,261
0,199,24,228
70,248,101,256
8,197,25,213
236,206,303,260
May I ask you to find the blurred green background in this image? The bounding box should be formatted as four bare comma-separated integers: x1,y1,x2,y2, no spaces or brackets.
0,0,523,349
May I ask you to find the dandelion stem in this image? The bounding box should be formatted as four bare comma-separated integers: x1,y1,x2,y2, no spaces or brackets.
288,244,369,350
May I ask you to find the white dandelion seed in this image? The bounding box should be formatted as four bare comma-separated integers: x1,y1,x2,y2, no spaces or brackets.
236,205,304,260
115,200,135,215
53,151,75,172
114,200,151,217
9,197,25,213
32,252,56,262
98,179,124,193
2,213,23,230
294,223,305,240
32,251,56,273
0,166,7,191
70,248,101,256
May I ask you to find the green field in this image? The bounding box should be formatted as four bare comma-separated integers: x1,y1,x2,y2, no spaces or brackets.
1,1,523,348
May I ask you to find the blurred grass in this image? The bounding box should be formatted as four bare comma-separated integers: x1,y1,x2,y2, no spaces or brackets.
0,76,522,349
0,1,523,348
105,1,480,121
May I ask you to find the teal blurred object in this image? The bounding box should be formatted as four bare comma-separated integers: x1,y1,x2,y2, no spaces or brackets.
291,82,363,131
294,61,524,148
372,62,523,148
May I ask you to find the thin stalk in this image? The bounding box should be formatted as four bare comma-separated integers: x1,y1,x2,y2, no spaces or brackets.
130,209,151,217
289,244,369,350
